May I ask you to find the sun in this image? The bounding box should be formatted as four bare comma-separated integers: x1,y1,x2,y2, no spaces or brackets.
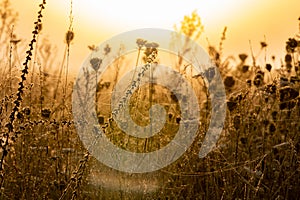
70,0,246,30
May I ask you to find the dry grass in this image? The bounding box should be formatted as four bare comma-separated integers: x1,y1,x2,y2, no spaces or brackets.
0,1,299,199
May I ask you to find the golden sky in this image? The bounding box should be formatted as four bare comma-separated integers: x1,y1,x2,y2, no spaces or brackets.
10,0,300,75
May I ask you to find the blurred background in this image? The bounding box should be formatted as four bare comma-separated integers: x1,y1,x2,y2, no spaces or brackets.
11,0,300,75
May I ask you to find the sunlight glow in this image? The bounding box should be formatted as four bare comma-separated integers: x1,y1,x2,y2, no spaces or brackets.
72,0,246,30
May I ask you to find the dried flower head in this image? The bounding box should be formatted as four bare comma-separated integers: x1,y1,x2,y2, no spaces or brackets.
286,38,298,52
239,53,248,62
104,44,111,55
266,63,272,72
253,71,264,87
260,41,267,48
285,54,292,63
143,42,159,62
90,57,102,71
65,30,74,45
224,76,235,88
136,38,147,49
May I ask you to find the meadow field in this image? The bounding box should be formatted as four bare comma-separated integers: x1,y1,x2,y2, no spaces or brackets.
0,1,299,199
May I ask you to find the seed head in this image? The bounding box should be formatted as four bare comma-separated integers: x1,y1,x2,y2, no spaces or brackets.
65,30,74,45
238,53,248,62
266,63,272,72
104,44,111,55
90,57,102,71
224,76,235,88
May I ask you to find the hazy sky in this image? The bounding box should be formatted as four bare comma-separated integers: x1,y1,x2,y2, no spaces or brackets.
10,0,300,75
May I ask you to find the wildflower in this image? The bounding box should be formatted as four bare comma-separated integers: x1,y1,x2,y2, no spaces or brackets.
90,57,102,71
180,10,203,39
224,76,235,88
238,53,248,62
266,63,272,72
